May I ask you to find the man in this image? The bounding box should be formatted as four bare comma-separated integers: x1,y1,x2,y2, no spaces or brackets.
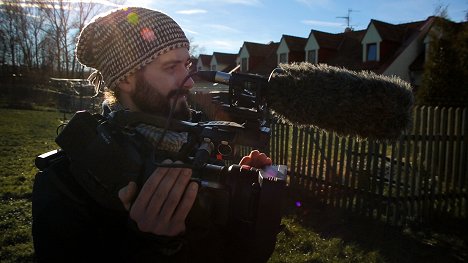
32,6,273,263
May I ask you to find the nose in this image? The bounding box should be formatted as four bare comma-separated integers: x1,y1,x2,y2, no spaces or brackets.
183,74,194,90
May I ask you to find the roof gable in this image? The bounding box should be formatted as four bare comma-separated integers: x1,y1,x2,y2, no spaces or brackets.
212,52,237,65
281,34,308,52
243,41,275,57
247,42,279,75
326,29,366,70
367,19,427,43
210,52,238,72
309,30,342,49
198,54,212,66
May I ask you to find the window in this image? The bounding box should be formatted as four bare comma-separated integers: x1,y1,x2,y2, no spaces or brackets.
307,50,316,63
279,53,287,63
241,58,248,72
366,43,377,61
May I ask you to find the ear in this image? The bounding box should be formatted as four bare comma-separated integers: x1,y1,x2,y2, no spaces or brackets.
118,73,136,94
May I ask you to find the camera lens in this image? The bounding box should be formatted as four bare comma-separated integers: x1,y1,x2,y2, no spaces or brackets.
217,141,232,156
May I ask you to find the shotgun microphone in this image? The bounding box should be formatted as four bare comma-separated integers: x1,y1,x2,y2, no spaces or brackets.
197,62,414,141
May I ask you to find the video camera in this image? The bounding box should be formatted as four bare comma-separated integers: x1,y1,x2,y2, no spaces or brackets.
35,70,287,260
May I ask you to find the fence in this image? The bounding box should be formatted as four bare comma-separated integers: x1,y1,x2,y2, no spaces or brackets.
189,92,467,226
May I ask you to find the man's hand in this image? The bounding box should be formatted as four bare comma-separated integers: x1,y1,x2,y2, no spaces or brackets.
239,150,272,168
118,160,198,236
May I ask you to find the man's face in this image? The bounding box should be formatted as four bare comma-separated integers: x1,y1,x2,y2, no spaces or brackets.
129,47,194,120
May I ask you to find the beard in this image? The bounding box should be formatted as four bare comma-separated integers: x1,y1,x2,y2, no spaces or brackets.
131,73,191,121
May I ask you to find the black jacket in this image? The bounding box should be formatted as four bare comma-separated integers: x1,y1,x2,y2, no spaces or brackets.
31,151,255,263
32,109,275,263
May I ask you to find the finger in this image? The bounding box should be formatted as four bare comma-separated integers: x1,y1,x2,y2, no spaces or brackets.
130,160,171,217
249,151,272,168
171,181,198,228
244,150,260,166
239,150,271,167
239,155,252,165
249,150,260,158
145,161,186,220
158,167,192,224
118,181,138,211
256,152,272,167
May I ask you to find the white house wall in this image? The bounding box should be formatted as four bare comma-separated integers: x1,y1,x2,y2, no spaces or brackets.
239,45,250,58
276,38,290,64
361,23,382,62
196,59,208,71
305,34,319,62
384,33,425,83
239,45,250,71
210,56,218,70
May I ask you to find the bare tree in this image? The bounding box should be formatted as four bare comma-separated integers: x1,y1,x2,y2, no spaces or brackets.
188,37,206,58
71,1,107,76
0,0,121,77
36,0,72,75
0,28,6,65
0,1,20,71
15,4,34,69
29,0,46,68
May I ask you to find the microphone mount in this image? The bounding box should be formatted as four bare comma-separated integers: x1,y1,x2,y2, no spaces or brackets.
196,70,275,128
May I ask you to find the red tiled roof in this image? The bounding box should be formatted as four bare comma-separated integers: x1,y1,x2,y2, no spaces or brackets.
213,52,237,65
282,35,307,51
372,19,426,43
325,29,366,70
212,52,237,72
310,30,342,49
243,42,275,56
376,17,435,74
198,54,212,66
249,42,280,76
324,17,435,74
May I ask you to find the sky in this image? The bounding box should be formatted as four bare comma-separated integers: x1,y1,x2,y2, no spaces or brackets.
67,0,468,56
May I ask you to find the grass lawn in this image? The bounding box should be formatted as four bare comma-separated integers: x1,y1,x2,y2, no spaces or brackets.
0,108,466,262
0,108,65,262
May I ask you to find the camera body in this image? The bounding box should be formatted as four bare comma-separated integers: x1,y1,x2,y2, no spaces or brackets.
48,109,286,237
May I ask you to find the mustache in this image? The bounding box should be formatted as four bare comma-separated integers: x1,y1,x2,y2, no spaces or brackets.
167,88,190,99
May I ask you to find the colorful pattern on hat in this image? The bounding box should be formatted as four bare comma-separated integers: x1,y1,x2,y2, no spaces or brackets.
76,7,189,91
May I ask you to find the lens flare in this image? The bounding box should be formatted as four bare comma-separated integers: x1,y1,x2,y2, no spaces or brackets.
127,12,139,25
140,28,156,42
295,201,302,207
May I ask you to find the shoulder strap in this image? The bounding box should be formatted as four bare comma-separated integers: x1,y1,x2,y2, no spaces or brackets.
35,150,89,205
35,149,67,171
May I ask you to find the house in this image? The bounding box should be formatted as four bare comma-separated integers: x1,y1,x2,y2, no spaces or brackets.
276,34,308,64
320,29,367,70
304,16,459,87
198,16,464,88
210,52,238,72
238,41,279,75
304,30,342,64
361,18,430,84
196,54,212,71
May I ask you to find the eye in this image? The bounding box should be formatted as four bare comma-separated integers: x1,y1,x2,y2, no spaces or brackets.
165,64,177,72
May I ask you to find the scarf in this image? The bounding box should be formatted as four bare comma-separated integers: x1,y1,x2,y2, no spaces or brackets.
103,101,188,152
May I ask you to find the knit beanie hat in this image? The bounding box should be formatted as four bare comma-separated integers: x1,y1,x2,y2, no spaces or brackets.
76,7,190,92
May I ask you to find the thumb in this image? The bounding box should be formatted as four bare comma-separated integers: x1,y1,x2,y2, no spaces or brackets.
118,181,138,211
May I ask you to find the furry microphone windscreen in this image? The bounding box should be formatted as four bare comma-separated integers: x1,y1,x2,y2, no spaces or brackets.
267,62,414,141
